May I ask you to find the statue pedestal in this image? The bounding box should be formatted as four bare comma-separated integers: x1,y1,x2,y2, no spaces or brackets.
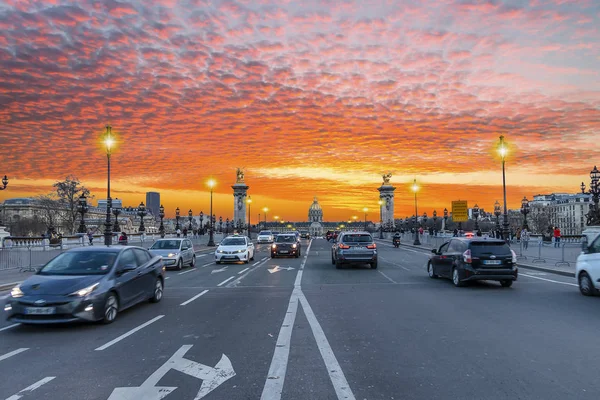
232,183,249,230
378,184,396,231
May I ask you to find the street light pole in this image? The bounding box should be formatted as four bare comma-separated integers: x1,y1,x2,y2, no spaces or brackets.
207,179,216,246
112,205,121,233
378,200,384,239
175,207,181,235
494,200,502,238
473,204,480,232
188,209,193,231
499,135,510,241
520,197,530,229
103,126,114,246
363,207,368,231
432,210,438,235
247,196,252,239
158,205,165,238
263,207,268,230
199,211,204,235
77,193,88,234
443,208,448,231
137,202,147,232
412,179,421,245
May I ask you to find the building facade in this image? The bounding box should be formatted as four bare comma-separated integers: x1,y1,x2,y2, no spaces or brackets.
529,193,591,235
146,192,160,220
308,197,324,236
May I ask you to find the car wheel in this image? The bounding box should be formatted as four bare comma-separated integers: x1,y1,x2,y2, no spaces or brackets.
216,260,221,265
335,260,342,269
427,262,438,279
579,272,595,296
500,280,513,288
331,254,336,265
150,278,163,303
370,261,378,269
452,268,464,287
190,255,196,268
250,251,254,261
103,293,119,324
176,258,183,271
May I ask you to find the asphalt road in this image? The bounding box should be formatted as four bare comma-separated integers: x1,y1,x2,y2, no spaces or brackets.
1,238,599,400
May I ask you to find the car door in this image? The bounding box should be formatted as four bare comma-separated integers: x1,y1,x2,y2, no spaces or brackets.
432,242,450,277
114,249,142,307
439,240,459,278
585,236,600,289
247,239,255,259
181,240,192,264
133,248,155,299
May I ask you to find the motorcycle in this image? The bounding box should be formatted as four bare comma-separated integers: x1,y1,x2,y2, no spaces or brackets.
393,237,400,248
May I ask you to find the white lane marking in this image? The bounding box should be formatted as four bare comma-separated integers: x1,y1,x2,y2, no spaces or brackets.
217,276,235,287
196,254,207,258
298,292,356,400
227,258,271,287
378,257,411,271
201,262,213,268
165,277,170,280
378,270,397,284
293,240,312,288
252,261,260,266
261,257,268,261
177,268,197,275
180,290,209,306
0,324,20,332
95,315,165,351
238,267,250,275
0,348,28,362
520,273,578,287
5,376,55,400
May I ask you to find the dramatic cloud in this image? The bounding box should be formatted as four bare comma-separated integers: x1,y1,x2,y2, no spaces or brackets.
1,0,599,219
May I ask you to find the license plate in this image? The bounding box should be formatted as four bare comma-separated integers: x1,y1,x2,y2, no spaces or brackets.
280,251,289,254
224,256,236,259
483,260,502,265
25,307,56,315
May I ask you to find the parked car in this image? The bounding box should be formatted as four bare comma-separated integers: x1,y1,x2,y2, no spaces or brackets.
5,247,165,324
216,235,255,264
300,230,311,239
149,238,195,270
331,231,377,269
427,238,518,287
271,234,301,258
257,231,274,244
576,231,600,296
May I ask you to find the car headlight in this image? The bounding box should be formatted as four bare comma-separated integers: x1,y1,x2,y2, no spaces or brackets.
216,249,224,253
272,244,277,249
70,283,99,297
10,285,24,298
292,244,297,248
167,252,179,257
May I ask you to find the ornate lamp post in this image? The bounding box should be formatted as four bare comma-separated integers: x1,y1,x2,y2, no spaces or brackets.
443,208,448,231
422,211,428,228
226,217,230,235
494,200,502,237
262,207,268,229
103,126,114,246
581,166,600,226
0,175,8,190
498,135,510,240
520,197,530,229
175,207,181,234
247,196,252,239
207,179,216,246
473,204,480,232
363,207,368,231
199,211,204,234
432,210,438,234
158,204,165,237
412,179,421,245
112,204,121,233
137,202,147,232
219,216,223,233
77,193,88,233
188,209,193,231
378,199,384,238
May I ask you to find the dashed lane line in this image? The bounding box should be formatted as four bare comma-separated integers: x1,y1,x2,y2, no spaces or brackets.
238,267,250,275
520,273,578,287
95,315,165,351
180,289,209,306
177,267,197,275
377,270,397,284
0,348,28,362
200,262,213,268
227,258,271,288
0,324,20,333
217,276,235,287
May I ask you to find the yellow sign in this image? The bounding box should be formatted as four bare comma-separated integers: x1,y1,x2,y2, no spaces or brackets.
452,201,469,222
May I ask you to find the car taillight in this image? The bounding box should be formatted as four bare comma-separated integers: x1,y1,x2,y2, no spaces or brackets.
511,250,517,263
339,244,350,249
463,249,472,263
367,243,376,249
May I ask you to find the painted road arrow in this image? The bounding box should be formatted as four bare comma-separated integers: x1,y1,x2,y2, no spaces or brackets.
268,266,295,274
107,345,235,400
211,266,228,274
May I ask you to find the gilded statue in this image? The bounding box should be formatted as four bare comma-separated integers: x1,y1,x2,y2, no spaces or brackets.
236,168,245,183
382,172,392,185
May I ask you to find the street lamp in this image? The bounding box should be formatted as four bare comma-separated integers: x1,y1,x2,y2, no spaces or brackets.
103,126,114,246
412,179,421,245
247,196,252,239
175,207,181,235
473,204,480,232
112,204,121,233
363,207,368,231
0,175,8,190
422,211,428,228
378,199,384,239
158,205,165,237
432,210,438,234
520,197,530,229
77,193,88,233
581,166,600,226
263,207,268,229
199,211,204,234
226,217,230,235
494,200,502,238
219,216,223,233
188,209,193,231
207,179,216,246
443,208,448,231
137,202,147,232
498,135,510,241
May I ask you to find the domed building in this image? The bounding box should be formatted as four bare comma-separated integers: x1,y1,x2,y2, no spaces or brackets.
308,197,324,237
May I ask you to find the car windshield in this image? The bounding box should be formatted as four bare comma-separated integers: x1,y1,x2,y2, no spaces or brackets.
38,251,118,275
150,240,181,250
276,235,296,243
221,238,246,246
342,234,372,243
470,242,511,256
259,231,272,235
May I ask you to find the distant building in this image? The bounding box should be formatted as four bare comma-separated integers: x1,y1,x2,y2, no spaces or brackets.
308,197,324,236
528,193,591,235
97,198,123,210
146,192,160,220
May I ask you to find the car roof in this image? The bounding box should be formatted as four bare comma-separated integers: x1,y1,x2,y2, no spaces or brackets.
341,231,371,235
278,233,296,237
452,237,506,244
67,246,124,253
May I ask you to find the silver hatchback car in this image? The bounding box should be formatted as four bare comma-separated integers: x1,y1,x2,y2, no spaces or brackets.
331,231,378,269
149,238,195,270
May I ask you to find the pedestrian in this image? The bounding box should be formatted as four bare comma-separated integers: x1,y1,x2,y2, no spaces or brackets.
176,228,181,238
521,227,529,250
553,226,561,248
453,228,458,237
87,229,94,245
183,227,188,237
118,231,128,245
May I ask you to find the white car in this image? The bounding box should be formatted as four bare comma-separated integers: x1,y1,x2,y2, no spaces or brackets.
576,227,600,296
257,231,274,244
215,235,255,264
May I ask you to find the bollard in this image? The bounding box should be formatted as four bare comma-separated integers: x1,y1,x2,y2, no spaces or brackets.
516,239,527,260
555,242,571,268
532,240,546,263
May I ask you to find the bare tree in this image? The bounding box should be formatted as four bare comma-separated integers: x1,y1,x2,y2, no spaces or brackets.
530,206,550,234
36,194,65,233
53,175,92,234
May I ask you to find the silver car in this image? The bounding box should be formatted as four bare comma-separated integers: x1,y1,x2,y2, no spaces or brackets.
331,231,378,269
149,238,195,270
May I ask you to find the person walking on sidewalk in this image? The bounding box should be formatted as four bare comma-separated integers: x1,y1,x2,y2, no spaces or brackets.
521,227,530,250
87,229,94,246
553,226,561,248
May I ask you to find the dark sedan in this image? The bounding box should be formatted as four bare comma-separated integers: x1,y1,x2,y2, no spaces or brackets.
271,234,301,258
4,246,165,324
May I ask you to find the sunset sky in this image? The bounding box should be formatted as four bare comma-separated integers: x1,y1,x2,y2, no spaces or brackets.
1,0,599,221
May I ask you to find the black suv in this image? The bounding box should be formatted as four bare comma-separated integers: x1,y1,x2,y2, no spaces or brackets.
428,238,518,287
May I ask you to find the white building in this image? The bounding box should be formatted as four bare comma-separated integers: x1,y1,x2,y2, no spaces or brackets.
308,197,324,237
529,193,591,235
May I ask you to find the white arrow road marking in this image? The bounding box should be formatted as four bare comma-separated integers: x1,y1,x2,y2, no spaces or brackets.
268,266,295,274
217,276,235,287
211,266,228,274
107,345,235,400
180,290,209,306
95,315,164,351
0,324,20,333
0,348,28,362
5,376,55,400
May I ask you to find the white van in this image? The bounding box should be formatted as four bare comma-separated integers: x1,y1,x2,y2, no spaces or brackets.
575,227,600,296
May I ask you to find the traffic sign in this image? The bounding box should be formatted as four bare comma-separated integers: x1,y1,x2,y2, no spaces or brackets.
452,201,469,222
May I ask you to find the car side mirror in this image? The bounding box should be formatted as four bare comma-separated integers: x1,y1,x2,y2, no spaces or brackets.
118,263,137,274
582,238,589,253
431,249,438,255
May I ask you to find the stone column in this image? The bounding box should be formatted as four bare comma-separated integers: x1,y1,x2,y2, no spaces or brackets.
378,184,396,233
232,183,249,230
